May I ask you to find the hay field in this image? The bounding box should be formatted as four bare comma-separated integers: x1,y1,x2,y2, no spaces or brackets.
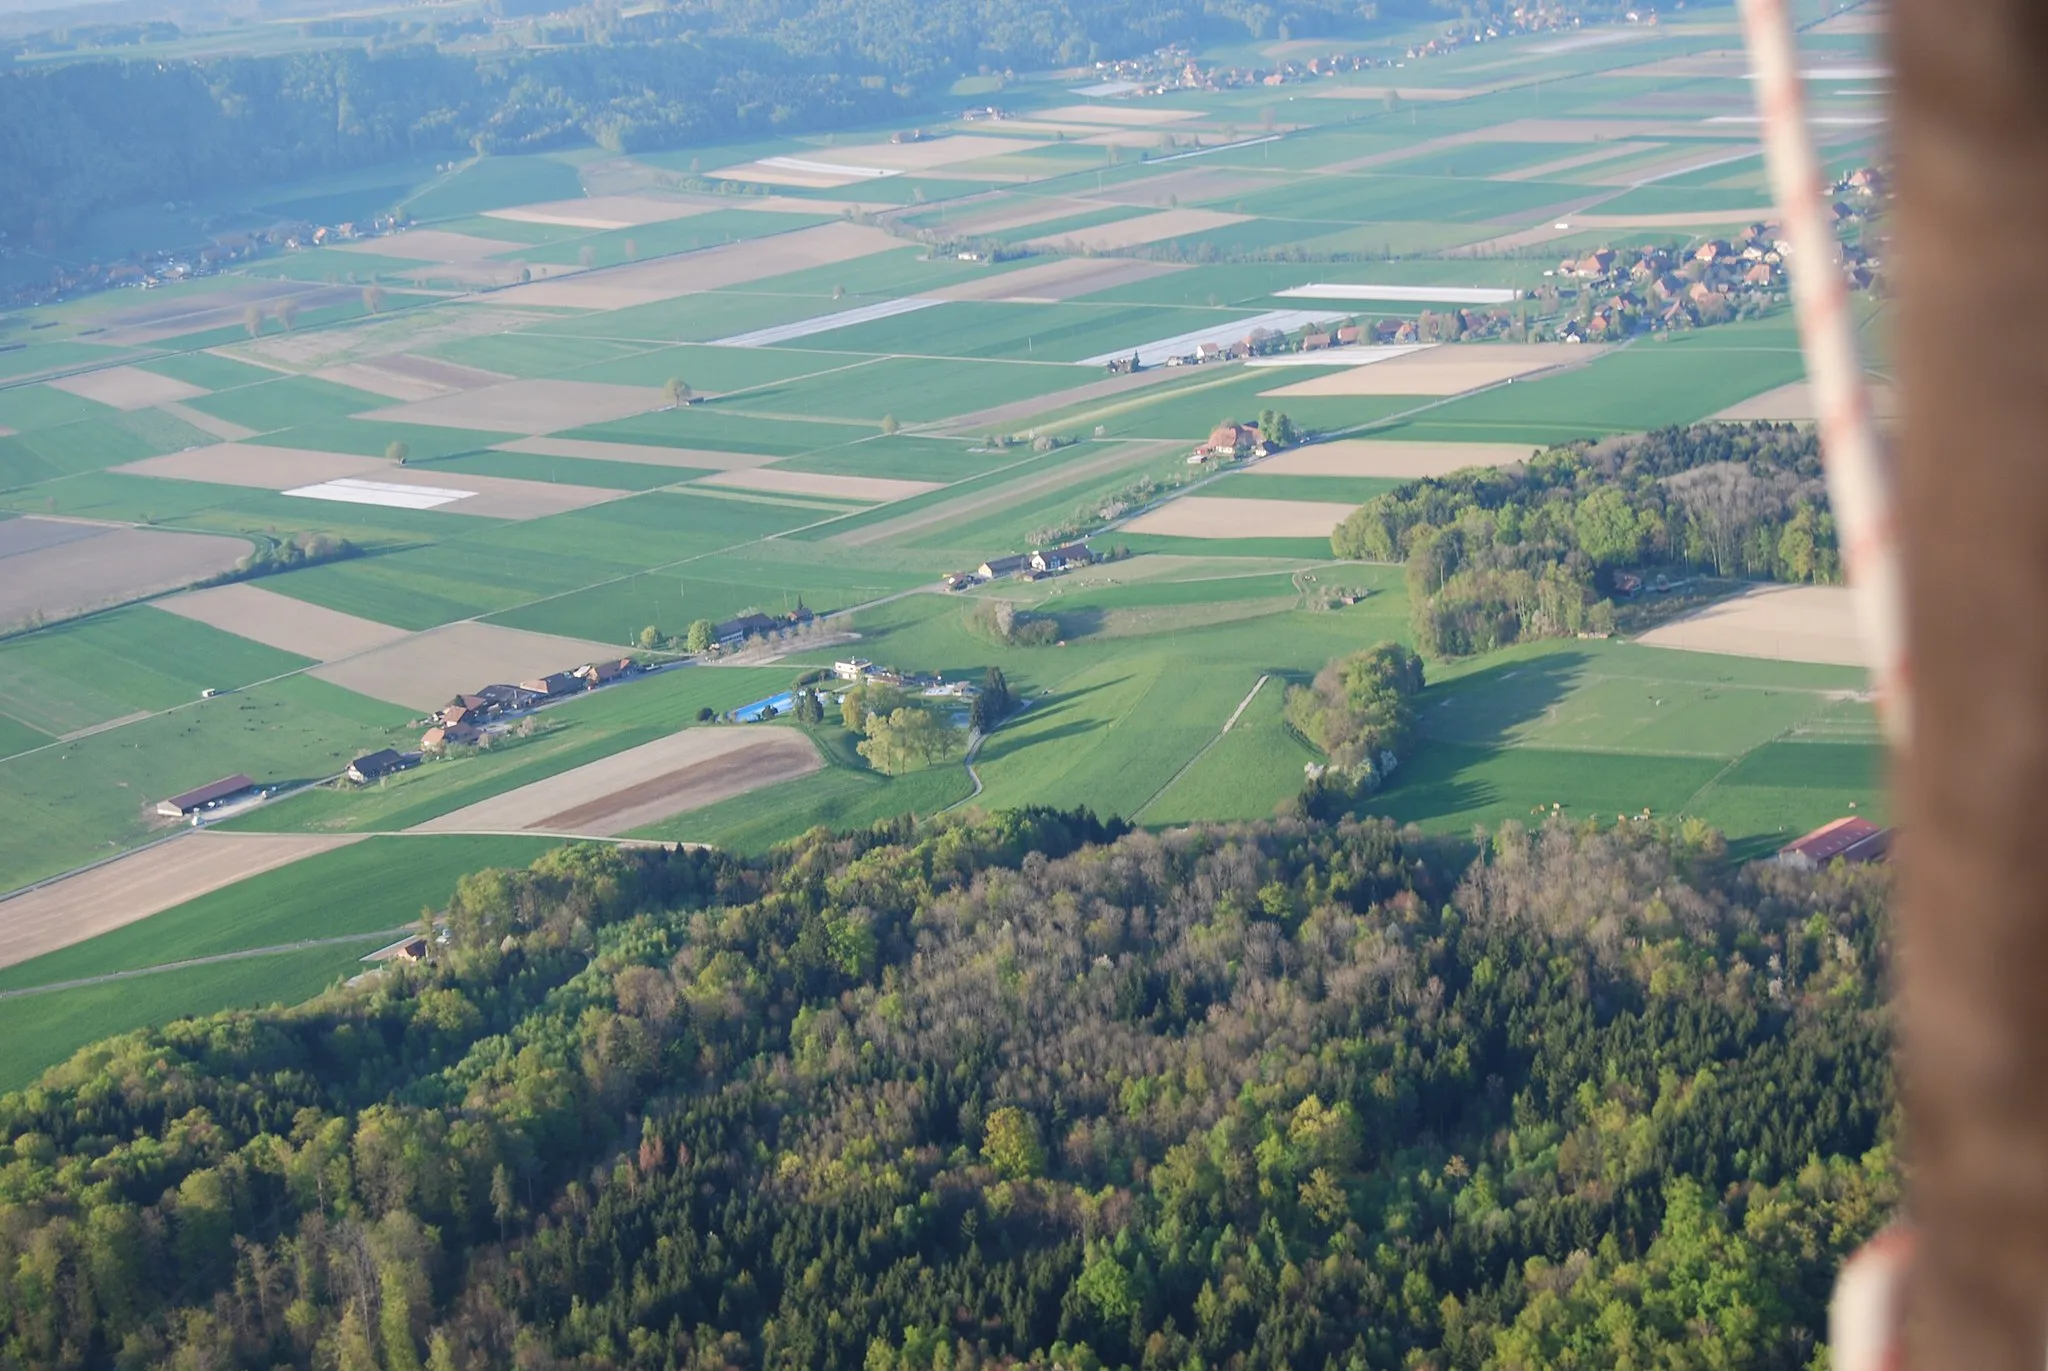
697,468,937,502
308,620,627,710
489,222,899,310
1261,344,1604,397
1023,208,1249,251
354,378,663,434
486,195,711,229
1253,439,1535,479
0,519,250,628
0,833,362,968
805,134,1047,173
158,583,413,660
499,436,779,471
412,726,820,835
1712,379,1900,422
47,365,208,410
116,443,383,489
1034,104,1206,126
1122,496,1356,539
1634,585,1866,666
931,257,1184,303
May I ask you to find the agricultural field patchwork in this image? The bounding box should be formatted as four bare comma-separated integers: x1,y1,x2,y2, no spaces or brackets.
0,4,1893,1060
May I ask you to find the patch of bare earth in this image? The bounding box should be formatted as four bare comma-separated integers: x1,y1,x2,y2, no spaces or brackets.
1033,104,1207,126
487,195,715,230
931,257,1185,303
0,519,250,630
352,378,664,434
1260,344,1605,397
1254,439,1536,478
46,365,207,410
1023,208,1248,252
157,583,413,660
696,469,939,502
1634,585,1865,666
309,621,630,712
1121,496,1356,539
0,833,363,967
1712,380,1899,422
490,222,901,310
412,727,821,836
116,444,386,490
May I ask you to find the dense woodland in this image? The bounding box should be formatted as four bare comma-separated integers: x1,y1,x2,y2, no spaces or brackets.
1332,423,1842,658
0,0,1433,248
0,806,1896,1369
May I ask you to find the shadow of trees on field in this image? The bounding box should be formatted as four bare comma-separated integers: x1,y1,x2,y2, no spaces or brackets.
1413,648,1592,749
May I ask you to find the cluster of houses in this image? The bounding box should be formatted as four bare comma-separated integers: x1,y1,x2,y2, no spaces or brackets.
947,543,1096,587
418,658,642,753
8,211,411,309
1191,422,1269,464
710,605,815,649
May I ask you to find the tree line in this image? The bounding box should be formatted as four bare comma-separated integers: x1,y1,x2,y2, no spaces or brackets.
1331,422,1842,658
0,801,1895,1369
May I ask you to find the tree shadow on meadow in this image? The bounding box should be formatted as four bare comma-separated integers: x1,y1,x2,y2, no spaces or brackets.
1413,647,1594,750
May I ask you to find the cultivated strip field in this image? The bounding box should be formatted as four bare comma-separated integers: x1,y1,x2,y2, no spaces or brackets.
1260,344,1603,397
308,621,629,711
1123,496,1358,539
1635,585,1866,666
1254,439,1536,478
491,222,900,309
1712,379,1900,421
486,194,713,229
158,583,414,661
355,378,664,433
0,832,362,969
696,468,940,502
413,726,820,835
930,257,1184,303
498,436,783,471
116,443,384,489
1024,208,1248,252
0,520,250,628
46,364,207,409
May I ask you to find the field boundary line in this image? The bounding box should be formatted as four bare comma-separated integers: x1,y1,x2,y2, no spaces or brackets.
0,927,414,1002
1132,673,1268,822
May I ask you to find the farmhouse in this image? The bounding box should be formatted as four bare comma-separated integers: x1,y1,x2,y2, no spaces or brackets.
1031,544,1095,573
1777,816,1891,869
713,607,812,647
576,658,636,688
1196,422,1262,459
157,774,256,818
348,749,420,784
833,658,874,681
422,724,480,752
520,672,586,698
977,553,1034,580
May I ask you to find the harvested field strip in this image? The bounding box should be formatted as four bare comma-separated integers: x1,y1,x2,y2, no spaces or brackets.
413,726,821,835
46,366,208,410
353,378,664,434
0,520,252,630
1251,439,1535,478
308,620,631,711
114,443,383,491
696,468,938,502
0,833,362,969
156,583,415,662
1633,585,1865,667
1022,208,1249,252
1258,344,1606,397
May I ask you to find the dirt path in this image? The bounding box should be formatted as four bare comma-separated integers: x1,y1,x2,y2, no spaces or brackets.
1132,674,1269,821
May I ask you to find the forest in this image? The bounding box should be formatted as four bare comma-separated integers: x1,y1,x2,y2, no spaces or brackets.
0,0,1426,248
1331,422,1842,658
0,804,1897,1369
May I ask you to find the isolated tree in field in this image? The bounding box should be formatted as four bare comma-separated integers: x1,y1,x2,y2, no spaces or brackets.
637,625,664,650
362,285,385,314
275,299,299,331
880,414,900,435
663,377,691,408
386,440,409,466
243,305,263,338
685,619,716,653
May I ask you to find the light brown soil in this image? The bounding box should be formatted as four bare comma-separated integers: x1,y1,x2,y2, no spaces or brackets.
115,443,386,490
806,134,1048,172
1260,344,1604,397
313,362,454,403
158,402,257,441
497,437,785,471
309,621,630,711
1121,496,1357,539
1023,208,1248,251
340,229,526,264
696,468,939,502
376,355,512,391
357,468,627,520
0,519,250,630
715,163,865,190
486,194,714,229
1634,585,1866,666
413,727,821,836
490,222,901,310
46,365,207,410
1711,379,1900,422
157,583,413,660
0,833,365,968
930,257,1184,303
1252,439,1537,478
1034,104,1207,126
354,378,665,433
